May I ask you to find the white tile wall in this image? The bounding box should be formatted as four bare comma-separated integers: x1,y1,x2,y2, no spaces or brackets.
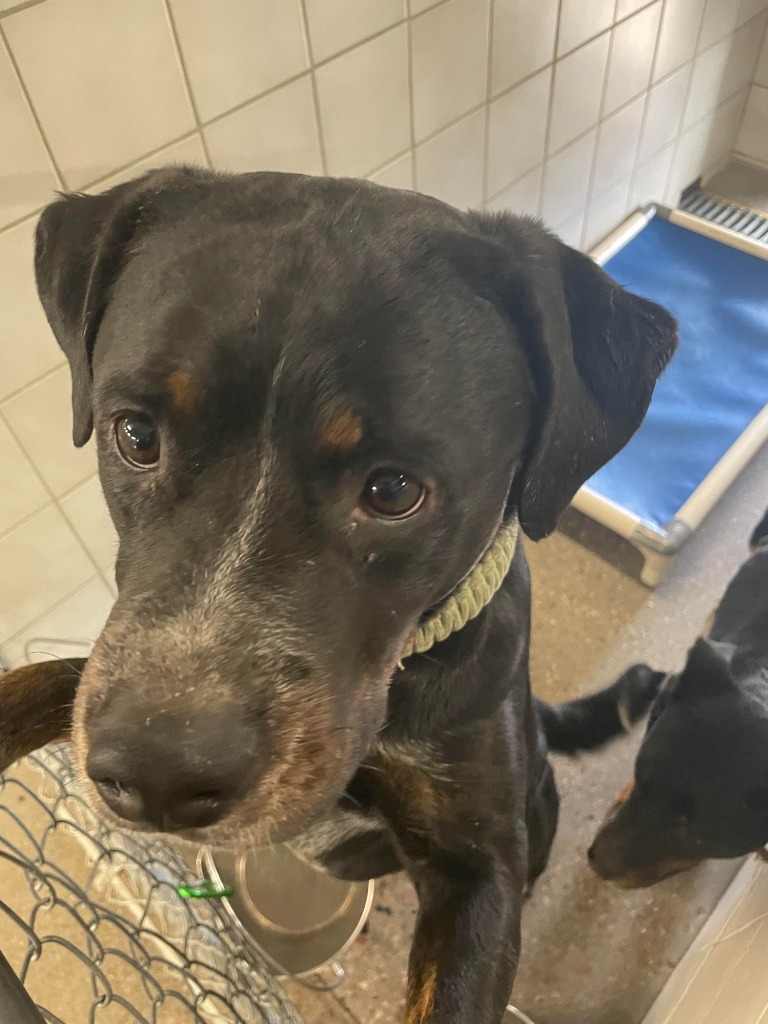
548,32,611,154
416,108,485,208
0,36,59,229
0,506,98,645
411,0,490,141
736,84,768,164
205,76,324,175
541,129,598,227
485,165,542,217
735,26,768,167
685,36,731,129
315,24,409,175
1,577,114,668
491,0,558,96
2,367,97,498
96,135,208,190
0,221,63,401
168,0,309,122
4,0,196,188
0,416,48,536
304,0,405,63
0,0,764,663
487,68,550,197
724,17,767,101
639,64,692,162
557,0,614,58
592,94,646,198
583,175,632,249
631,143,676,207
369,152,414,190
699,0,742,51
654,0,708,82
757,32,768,87
604,2,663,116
59,476,118,573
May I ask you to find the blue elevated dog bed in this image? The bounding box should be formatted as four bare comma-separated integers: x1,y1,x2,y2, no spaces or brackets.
572,207,768,585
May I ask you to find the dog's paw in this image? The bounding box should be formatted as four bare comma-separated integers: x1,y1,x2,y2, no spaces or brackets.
616,664,665,733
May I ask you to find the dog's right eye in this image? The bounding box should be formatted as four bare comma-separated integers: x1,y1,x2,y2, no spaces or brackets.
361,470,427,520
114,414,160,469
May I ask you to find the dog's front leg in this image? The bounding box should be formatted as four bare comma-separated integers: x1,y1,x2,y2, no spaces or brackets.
405,855,523,1024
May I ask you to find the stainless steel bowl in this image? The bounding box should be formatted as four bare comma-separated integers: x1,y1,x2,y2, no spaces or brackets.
202,845,374,982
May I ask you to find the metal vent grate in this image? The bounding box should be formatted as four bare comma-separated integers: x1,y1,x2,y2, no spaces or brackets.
680,190,768,243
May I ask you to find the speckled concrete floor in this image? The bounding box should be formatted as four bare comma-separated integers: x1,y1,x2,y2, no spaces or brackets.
284,443,768,1024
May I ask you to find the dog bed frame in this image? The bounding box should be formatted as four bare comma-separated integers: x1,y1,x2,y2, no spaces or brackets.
573,204,768,586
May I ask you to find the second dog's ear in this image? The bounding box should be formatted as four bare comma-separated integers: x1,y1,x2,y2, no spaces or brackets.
676,638,736,699
34,166,203,446
452,213,678,539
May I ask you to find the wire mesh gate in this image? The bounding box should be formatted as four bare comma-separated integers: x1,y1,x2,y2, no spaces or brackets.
0,743,303,1024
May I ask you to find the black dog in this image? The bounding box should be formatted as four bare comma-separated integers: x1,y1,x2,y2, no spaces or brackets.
590,511,768,888
34,167,676,1022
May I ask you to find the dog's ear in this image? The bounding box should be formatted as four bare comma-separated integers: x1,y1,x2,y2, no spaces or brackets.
34,166,203,446
455,213,678,539
675,638,736,699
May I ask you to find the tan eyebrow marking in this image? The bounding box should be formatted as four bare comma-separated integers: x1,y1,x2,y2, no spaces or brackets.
317,409,364,451
167,370,196,414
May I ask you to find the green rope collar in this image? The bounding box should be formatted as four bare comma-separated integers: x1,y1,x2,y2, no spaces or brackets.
401,517,520,659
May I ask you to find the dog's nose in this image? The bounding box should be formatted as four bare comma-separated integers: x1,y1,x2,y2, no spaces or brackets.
86,709,257,831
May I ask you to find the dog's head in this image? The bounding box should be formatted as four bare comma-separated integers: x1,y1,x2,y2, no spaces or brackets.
589,637,768,887
35,167,676,846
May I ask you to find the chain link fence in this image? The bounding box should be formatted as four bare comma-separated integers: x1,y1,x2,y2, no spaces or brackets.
0,740,302,1024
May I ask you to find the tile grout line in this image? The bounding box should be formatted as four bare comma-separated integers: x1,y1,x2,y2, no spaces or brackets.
483,0,495,205
580,0,624,248
160,0,214,170
485,161,546,206
614,0,664,219
0,23,67,190
0,360,66,410
366,146,414,182
0,490,54,545
298,0,329,176
0,0,45,19
406,2,417,190
535,0,564,220
481,0,496,205
555,0,660,63
634,61,696,176
661,0,709,204
79,129,204,192
731,11,768,157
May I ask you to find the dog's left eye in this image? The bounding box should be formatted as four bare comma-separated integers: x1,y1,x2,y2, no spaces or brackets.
361,470,426,519
114,414,160,468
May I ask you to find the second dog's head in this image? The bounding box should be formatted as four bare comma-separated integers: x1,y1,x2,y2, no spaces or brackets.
35,167,676,847
590,561,768,889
